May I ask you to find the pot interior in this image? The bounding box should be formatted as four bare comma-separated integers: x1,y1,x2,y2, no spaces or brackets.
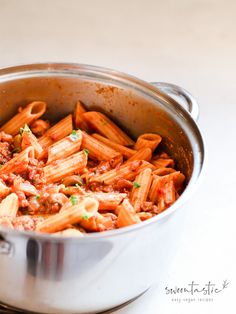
0,64,204,184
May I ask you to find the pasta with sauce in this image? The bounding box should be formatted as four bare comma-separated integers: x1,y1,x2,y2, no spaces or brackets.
0,101,185,235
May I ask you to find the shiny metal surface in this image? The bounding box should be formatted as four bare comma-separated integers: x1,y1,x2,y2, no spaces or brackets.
0,289,149,314
0,63,205,314
151,82,200,121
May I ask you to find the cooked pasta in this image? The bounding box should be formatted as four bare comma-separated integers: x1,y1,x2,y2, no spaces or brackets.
74,100,90,131
0,101,46,136
83,111,134,146
0,101,186,235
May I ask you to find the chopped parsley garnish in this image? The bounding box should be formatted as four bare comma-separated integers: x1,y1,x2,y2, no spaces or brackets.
83,149,89,156
82,214,89,220
69,130,79,142
70,195,78,205
133,182,141,188
35,195,40,200
20,124,31,135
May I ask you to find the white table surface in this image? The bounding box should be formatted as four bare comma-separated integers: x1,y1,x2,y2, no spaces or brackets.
0,0,235,313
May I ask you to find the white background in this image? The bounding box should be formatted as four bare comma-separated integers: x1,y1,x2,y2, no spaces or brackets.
0,0,235,313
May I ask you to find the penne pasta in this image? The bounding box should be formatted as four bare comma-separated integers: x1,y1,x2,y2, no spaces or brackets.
83,111,134,146
90,160,155,185
117,199,141,228
81,131,123,166
54,228,84,237
148,171,185,213
21,124,43,158
137,212,153,221
125,147,152,163
37,197,99,233
0,193,19,218
152,171,185,192
151,158,175,168
91,192,127,210
153,167,176,176
0,146,34,175
0,101,46,136
43,150,88,183
74,100,90,131
46,130,82,164
13,178,38,196
134,133,162,152
79,212,115,232
0,101,186,234
92,133,136,158
38,114,73,148
130,168,153,212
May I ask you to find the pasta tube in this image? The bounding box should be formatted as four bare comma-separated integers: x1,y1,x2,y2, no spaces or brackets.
54,228,84,237
90,160,155,185
130,168,153,212
21,124,43,158
83,111,134,146
125,147,152,163
0,193,19,217
137,212,153,221
134,133,162,152
117,199,141,228
0,146,34,175
151,158,174,168
79,212,115,232
148,171,185,213
91,192,127,210
13,178,38,196
43,150,88,183
38,114,73,148
92,133,136,158
0,101,46,136
74,100,90,131
153,167,176,176
82,131,123,166
46,130,82,164
37,197,99,233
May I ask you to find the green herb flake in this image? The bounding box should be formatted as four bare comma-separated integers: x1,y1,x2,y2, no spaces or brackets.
69,130,79,142
133,182,141,188
24,124,31,133
70,195,78,205
83,149,89,156
82,214,89,220
20,124,31,135
75,183,82,188
35,195,40,200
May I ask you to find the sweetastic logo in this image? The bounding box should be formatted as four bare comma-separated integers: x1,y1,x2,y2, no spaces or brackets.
165,280,229,303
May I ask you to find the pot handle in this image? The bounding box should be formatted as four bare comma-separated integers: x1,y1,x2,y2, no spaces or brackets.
0,234,13,255
151,82,199,121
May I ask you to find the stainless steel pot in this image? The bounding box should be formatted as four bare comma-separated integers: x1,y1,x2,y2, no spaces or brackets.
0,63,205,314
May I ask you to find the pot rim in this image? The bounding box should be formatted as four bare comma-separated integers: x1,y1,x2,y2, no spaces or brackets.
0,62,206,241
